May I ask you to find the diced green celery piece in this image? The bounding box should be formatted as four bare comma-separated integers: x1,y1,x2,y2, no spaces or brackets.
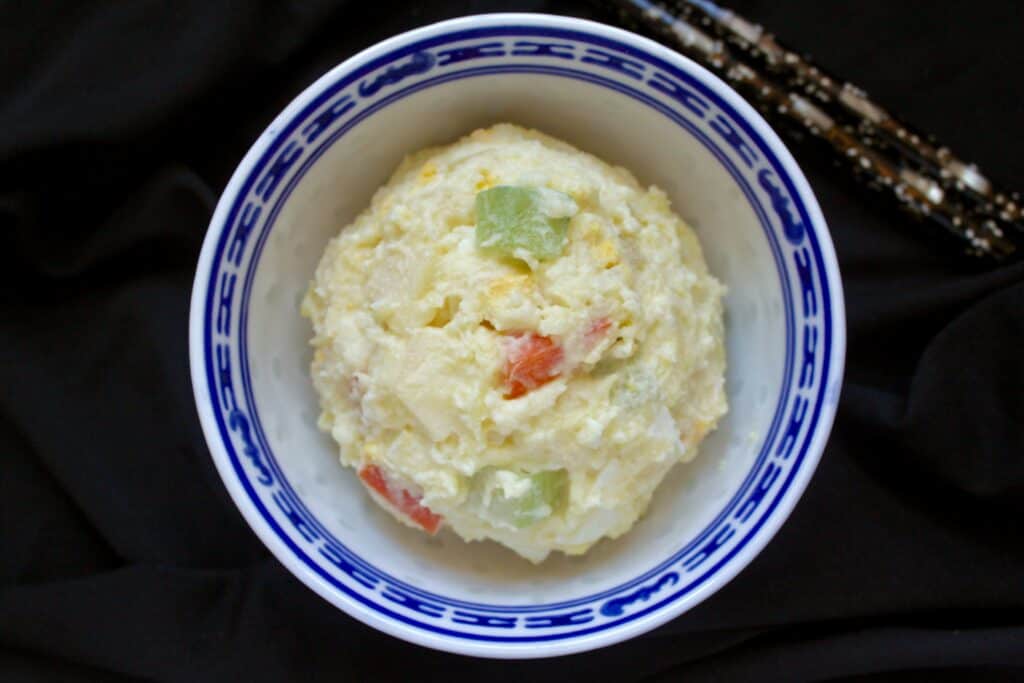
475,185,576,261
471,467,569,529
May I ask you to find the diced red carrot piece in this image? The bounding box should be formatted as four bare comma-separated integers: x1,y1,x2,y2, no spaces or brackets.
358,463,389,496
358,464,443,534
502,332,564,399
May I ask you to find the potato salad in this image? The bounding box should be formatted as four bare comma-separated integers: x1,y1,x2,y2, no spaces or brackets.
302,124,727,562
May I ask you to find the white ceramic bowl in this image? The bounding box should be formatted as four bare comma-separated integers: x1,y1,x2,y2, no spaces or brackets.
189,13,845,658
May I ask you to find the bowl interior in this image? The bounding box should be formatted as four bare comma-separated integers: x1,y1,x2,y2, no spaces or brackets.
244,71,786,605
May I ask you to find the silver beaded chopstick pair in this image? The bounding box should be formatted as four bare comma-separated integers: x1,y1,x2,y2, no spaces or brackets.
600,0,1024,263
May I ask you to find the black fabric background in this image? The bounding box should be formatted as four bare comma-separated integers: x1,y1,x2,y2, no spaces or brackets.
2,1,1023,681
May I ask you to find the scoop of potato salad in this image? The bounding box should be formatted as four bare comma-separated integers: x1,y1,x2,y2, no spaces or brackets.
302,124,727,562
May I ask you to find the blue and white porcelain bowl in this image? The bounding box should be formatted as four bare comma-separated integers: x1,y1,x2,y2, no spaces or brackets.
189,13,845,658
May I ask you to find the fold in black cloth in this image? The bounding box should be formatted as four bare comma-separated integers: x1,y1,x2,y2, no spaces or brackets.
2,1,1022,681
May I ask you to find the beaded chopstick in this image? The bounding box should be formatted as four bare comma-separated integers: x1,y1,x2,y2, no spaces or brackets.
599,0,1024,263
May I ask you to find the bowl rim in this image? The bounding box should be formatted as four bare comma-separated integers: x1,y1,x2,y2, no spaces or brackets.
189,12,846,658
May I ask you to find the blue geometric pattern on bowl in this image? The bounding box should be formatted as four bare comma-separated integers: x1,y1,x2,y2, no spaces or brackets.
199,25,836,643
